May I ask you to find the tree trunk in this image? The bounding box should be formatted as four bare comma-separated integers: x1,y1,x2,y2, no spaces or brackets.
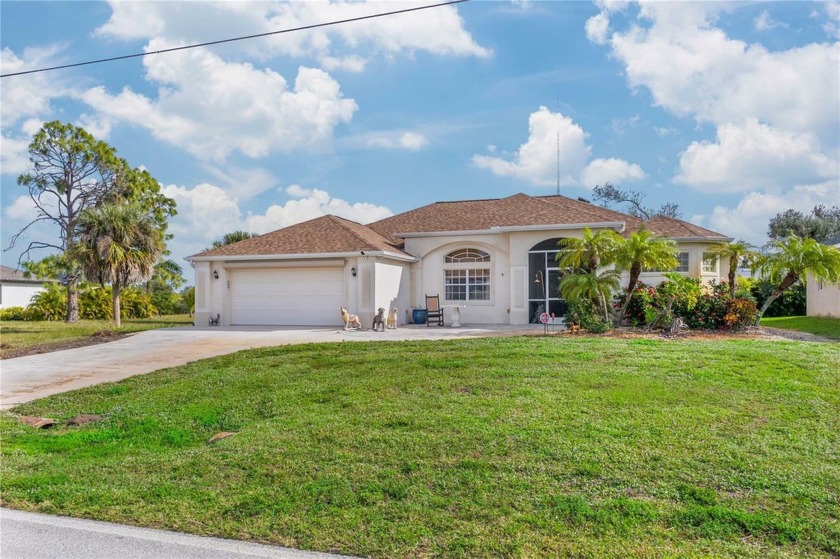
112,282,121,328
728,256,737,298
66,280,80,323
619,264,641,325
599,293,610,323
754,271,798,326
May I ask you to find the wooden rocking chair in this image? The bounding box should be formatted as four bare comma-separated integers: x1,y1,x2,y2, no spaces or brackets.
425,294,444,327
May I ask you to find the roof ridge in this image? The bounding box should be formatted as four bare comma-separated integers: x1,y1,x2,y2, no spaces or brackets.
328,214,391,250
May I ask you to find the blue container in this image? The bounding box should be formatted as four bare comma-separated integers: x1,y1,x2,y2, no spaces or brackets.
412,309,428,324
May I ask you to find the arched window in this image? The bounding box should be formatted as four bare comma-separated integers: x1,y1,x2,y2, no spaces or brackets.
444,248,491,301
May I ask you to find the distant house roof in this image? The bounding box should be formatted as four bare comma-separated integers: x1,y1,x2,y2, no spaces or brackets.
190,193,730,259
0,265,46,284
824,234,840,247
193,215,410,259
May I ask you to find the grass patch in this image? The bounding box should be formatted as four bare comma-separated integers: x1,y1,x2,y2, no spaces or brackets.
1,337,839,558
761,315,840,340
0,315,193,358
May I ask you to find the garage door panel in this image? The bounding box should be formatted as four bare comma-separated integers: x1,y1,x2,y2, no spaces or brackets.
230,268,344,326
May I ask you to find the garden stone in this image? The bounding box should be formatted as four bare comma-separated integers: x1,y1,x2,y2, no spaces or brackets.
66,414,102,426
18,416,57,429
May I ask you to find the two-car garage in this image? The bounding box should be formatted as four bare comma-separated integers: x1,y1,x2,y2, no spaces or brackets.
228,267,345,326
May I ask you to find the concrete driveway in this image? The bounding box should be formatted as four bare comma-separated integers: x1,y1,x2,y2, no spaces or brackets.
1,324,535,409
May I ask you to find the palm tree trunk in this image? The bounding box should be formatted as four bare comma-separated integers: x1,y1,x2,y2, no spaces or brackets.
754,271,798,326
66,281,80,323
728,256,737,298
112,281,121,328
599,293,610,323
619,264,642,325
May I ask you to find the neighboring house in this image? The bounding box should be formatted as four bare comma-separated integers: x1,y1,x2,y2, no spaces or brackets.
188,193,731,327
0,265,47,309
806,235,840,318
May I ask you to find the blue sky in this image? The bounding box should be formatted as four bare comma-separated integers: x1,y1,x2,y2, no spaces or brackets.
2,0,838,275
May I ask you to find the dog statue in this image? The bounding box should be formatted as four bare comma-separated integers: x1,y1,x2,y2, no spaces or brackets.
341,307,361,330
568,323,581,335
209,314,220,326
372,307,386,332
386,308,398,330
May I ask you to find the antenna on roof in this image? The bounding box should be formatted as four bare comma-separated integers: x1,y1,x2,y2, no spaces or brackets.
556,94,560,196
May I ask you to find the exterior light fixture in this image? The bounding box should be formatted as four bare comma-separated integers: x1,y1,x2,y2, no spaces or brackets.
351,267,357,277
213,270,219,280
534,271,543,284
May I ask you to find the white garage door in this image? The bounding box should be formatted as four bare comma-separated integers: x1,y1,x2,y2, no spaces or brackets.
229,268,345,326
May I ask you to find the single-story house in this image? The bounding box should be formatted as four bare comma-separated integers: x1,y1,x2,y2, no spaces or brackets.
188,193,731,327
806,235,840,318
0,265,48,309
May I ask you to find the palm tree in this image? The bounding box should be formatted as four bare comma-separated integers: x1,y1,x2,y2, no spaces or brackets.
559,268,621,322
708,240,757,297
70,203,165,328
209,230,255,250
752,235,840,325
612,227,679,324
557,228,622,271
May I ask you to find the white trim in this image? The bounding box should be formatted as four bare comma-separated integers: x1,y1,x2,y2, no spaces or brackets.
396,221,626,238
670,236,733,242
189,250,417,263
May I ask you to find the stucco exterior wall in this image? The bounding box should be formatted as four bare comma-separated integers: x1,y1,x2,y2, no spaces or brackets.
405,234,510,324
374,260,410,325
0,282,45,309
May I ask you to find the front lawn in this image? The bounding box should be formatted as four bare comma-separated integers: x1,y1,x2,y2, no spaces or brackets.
0,314,194,358
1,337,838,557
761,316,840,340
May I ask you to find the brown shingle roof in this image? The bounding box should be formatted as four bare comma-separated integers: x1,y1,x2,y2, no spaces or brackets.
642,215,728,239
192,215,408,258
191,194,730,258
367,193,635,243
0,265,46,283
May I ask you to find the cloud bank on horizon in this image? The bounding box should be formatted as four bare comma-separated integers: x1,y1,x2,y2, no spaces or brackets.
1,0,838,270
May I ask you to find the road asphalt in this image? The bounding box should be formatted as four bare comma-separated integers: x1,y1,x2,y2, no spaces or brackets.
0,508,353,559
1,324,536,409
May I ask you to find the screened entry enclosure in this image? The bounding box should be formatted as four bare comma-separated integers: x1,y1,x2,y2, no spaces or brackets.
529,238,568,323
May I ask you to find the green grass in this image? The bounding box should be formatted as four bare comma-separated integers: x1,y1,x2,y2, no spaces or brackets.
1,337,838,558
0,315,193,358
760,316,840,340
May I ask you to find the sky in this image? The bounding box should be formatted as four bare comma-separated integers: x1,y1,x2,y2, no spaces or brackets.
2,0,839,279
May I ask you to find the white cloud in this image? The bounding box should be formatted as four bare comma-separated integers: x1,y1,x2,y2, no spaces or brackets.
365,131,428,150
588,1,839,194
0,134,32,176
702,181,840,244
81,41,358,161
204,165,280,201
246,187,393,234
580,157,645,187
4,195,40,221
472,106,644,188
95,1,490,66
654,126,676,137
820,1,840,39
675,120,838,191
754,10,788,32
0,46,69,128
585,12,611,45
160,182,393,260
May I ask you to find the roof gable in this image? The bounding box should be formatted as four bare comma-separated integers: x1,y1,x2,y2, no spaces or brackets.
192,215,408,258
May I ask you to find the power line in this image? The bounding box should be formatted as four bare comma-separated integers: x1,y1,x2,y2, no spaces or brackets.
1,0,468,78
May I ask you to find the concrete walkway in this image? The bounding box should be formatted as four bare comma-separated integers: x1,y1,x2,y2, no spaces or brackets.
1,324,537,408
1,508,352,559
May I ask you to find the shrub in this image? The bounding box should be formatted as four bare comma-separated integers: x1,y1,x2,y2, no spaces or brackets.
120,288,156,319
27,283,67,321
750,279,805,317
0,306,29,321
565,299,610,333
615,283,657,327
79,285,113,320
723,297,758,330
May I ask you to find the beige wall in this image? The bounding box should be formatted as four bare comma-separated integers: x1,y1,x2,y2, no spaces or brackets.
405,234,511,324
807,275,840,317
